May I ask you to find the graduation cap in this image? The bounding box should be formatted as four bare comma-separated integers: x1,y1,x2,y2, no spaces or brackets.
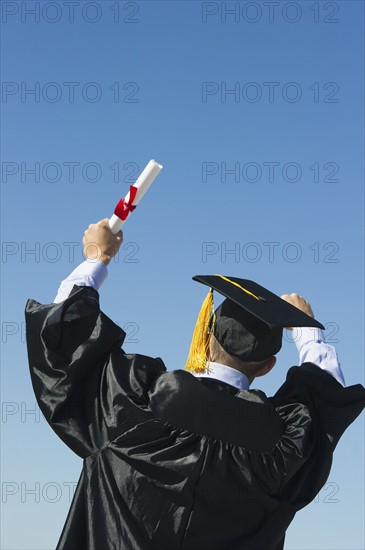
184,275,325,374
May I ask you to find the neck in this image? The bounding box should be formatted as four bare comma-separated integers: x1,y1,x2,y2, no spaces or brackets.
209,356,255,384
194,361,251,391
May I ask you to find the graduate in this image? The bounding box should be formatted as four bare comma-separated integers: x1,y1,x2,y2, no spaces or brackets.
25,219,365,550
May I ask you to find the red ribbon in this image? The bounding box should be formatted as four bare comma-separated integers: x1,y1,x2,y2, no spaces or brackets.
114,185,138,221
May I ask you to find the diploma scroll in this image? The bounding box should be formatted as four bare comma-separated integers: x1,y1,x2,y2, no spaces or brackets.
109,159,163,234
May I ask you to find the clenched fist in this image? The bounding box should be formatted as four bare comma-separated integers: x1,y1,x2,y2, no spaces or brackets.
83,219,123,265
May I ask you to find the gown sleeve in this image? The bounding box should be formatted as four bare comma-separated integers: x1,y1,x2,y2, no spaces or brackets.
25,285,166,459
248,363,365,509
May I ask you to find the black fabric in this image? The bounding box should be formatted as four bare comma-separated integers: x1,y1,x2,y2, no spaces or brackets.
193,275,324,329
193,275,323,361
25,286,365,550
213,298,283,360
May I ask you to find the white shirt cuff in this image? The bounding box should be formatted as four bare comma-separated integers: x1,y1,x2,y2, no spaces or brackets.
54,260,108,303
294,327,346,387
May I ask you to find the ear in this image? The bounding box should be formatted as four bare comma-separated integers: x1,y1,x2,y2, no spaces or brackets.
255,356,277,378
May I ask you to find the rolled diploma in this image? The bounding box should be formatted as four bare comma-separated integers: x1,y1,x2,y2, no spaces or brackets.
109,159,163,234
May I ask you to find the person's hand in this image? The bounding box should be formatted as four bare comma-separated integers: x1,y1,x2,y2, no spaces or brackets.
280,293,314,330
82,219,123,265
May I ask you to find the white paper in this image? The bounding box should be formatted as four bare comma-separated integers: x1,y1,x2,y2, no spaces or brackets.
109,159,163,233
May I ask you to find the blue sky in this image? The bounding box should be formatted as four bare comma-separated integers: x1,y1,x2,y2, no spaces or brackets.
1,1,364,548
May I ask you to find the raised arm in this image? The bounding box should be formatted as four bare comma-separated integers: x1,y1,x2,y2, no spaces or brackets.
54,219,123,303
281,293,345,386
26,219,166,458
249,294,365,508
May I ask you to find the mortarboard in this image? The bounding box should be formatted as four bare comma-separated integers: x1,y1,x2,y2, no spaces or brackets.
184,275,324,374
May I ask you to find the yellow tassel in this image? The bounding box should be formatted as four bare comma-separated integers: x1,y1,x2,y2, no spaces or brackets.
184,289,216,374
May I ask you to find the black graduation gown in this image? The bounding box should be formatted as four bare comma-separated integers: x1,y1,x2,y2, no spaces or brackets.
25,285,365,550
